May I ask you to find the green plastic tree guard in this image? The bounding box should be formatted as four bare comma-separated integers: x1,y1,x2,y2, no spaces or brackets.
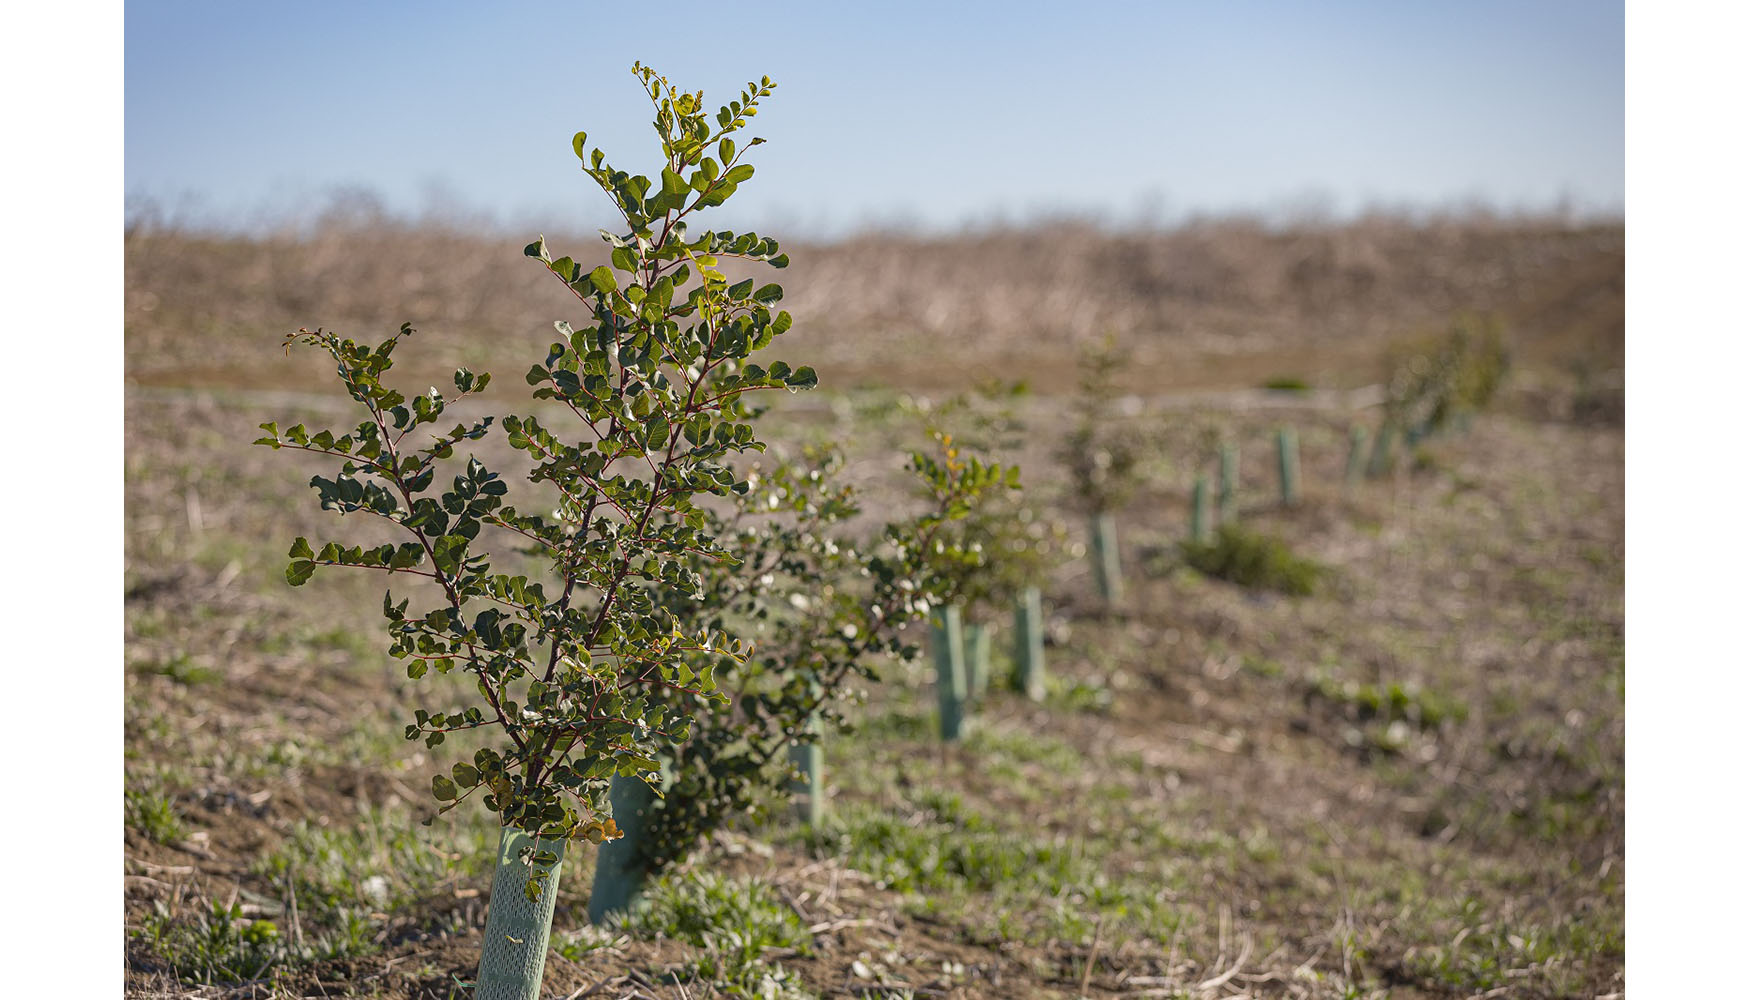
587,772,661,924
1344,424,1369,488
475,827,567,1000
932,605,968,741
963,622,991,698
788,717,824,827
1089,511,1122,605
1276,427,1300,506
1190,474,1211,543
1218,444,1238,523
1013,586,1046,702
1008,591,1043,700
1366,419,1396,479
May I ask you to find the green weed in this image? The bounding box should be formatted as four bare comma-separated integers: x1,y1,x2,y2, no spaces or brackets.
1402,903,1622,994
1180,524,1327,596
603,872,814,999
1306,673,1469,730
125,786,187,845
134,900,287,985
254,806,492,920
136,651,221,686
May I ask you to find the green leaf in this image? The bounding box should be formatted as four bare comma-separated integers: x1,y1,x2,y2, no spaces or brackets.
431,775,458,801
588,266,617,295
660,166,688,203
286,560,315,587
572,131,588,161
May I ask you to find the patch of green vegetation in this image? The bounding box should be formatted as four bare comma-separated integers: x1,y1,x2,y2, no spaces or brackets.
1260,376,1311,392
1042,675,1115,715
125,697,179,758
254,806,493,922
135,804,499,985
1240,654,1285,679
964,725,1084,773
1401,900,1622,995
136,651,221,686
799,803,1076,895
792,797,1182,947
1180,524,1327,596
140,804,501,986
125,785,187,845
133,900,291,985
260,622,380,662
1306,673,1468,730
596,872,814,999
857,706,937,743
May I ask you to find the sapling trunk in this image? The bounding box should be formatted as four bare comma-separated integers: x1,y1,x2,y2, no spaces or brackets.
476,828,567,1000
932,605,968,741
1276,427,1300,507
1344,424,1369,487
1013,586,1046,702
1190,474,1211,543
1218,444,1238,523
587,773,661,923
1089,511,1122,605
963,622,991,698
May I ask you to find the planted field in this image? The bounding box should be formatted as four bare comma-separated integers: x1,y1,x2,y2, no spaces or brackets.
124,219,1622,999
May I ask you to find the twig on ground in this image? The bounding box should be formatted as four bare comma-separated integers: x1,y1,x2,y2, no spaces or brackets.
1082,914,1107,995
1195,935,1253,992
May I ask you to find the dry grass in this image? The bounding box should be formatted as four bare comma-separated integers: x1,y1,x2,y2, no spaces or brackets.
125,214,1622,395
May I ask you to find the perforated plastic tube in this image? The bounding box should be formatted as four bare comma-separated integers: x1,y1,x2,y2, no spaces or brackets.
1012,586,1046,702
1089,512,1122,605
475,827,567,1000
588,773,658,923
788,715,825,827
1190,474,1211,543
933,605,967,741
1276,427,1301,507
962,622,991,697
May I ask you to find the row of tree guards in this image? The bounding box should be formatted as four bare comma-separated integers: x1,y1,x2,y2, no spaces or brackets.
928,586,1050,742
465,312,1505,996
582,416,1434,929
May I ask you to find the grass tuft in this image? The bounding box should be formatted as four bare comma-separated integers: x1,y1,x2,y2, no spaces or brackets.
596,872,814,998
125,786,187,845
1180,524,1327,595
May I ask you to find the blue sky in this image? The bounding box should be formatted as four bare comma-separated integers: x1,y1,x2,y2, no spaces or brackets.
125,1,1623,236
